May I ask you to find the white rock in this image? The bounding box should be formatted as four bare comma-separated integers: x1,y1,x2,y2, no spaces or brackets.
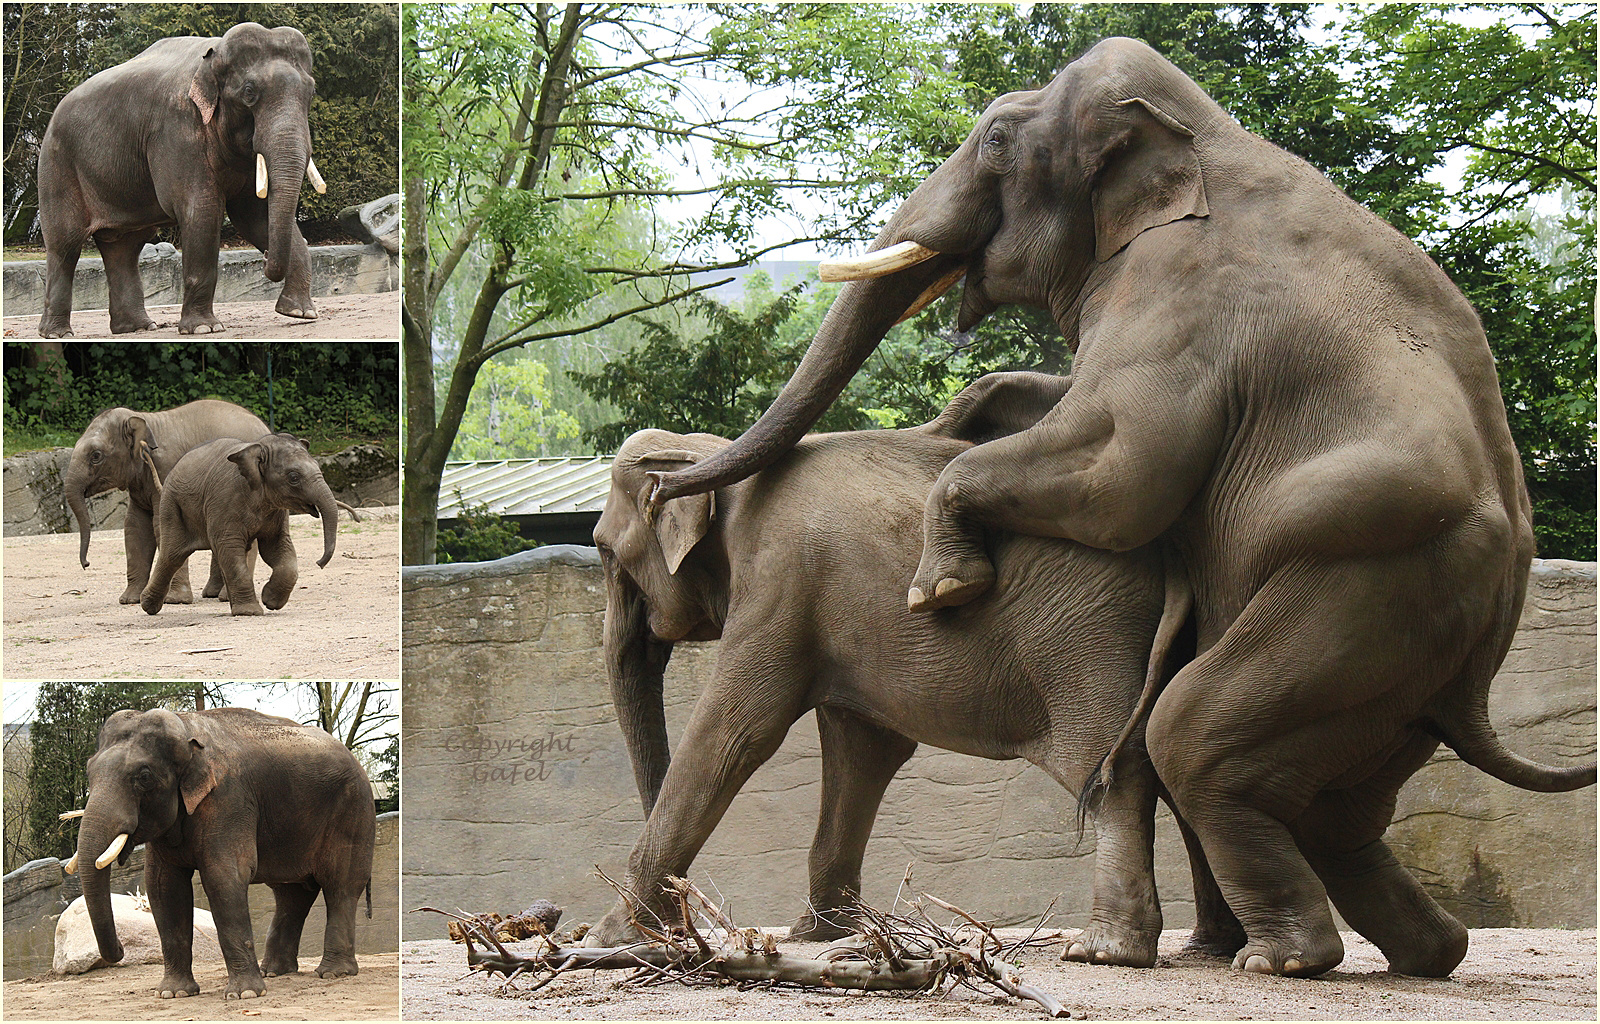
52,893,221,974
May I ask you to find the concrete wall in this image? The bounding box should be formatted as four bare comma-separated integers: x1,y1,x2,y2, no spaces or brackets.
400,548,1597,940
1,812,399,980
3,444,398,537
2,242,396,317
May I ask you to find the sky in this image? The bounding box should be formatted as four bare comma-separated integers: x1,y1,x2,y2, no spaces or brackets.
4,681,310,727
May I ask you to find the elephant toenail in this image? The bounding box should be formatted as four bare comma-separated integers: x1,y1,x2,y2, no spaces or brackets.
1285,958,1303,972
907,587,927,610
934,577,962,598
1244,954,1272,973
242,990,258,999
1094,950,1111,962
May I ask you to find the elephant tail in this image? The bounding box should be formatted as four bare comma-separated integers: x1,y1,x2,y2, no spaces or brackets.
1428,705,1596,793
365,880,373,919
1077,544,1194,829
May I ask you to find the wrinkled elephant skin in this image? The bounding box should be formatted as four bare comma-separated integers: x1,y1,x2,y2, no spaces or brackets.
65,399,268,605
37,22,322,338
73,707,375,1000
647,38,1595,977
586,373,1246,967
140,432,347,616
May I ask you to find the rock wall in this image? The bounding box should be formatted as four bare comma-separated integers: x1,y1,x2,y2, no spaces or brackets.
3,444,398,537
400,549,1597,940
1,812,399,980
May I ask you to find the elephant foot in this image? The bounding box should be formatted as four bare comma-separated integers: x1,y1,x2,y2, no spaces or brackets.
156,971,200,999
223,973,267,1000
1183,925,1248,960
1230,930,1343,977
261,585,294,610
276,294,318,320
164,585,195,605
119,585,144,605
584,902,653,947
139,591,165,615
906,544,995,613
110,316,160,334
260,954,299,977
788,908,859,942
203,581,226,599
229,600,266,616
37,316,74,339
314,954,359,979
1378,914,1467,978
178,313,226,335
1063,921,1160,968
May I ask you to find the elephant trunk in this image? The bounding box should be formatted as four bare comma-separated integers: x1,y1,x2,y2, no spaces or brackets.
315,488,340,568
650,254,964,504
74,813,130,965
604,577,674,816
64,461,93,568
258,116,310,285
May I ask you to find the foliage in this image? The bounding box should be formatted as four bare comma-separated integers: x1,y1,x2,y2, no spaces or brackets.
3,2,397,242
371,733,398,814
446,358,581,460
24,682,218,862
436,493,539,565
3,341,399,449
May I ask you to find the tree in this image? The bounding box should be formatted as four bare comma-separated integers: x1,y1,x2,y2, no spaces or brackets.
447,357,580,460
402,2,971,563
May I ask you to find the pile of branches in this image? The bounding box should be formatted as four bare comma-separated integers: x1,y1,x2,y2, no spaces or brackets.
420,871,1081,1019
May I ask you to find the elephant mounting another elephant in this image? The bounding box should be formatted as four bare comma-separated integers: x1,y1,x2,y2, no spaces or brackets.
141,432,361,616
66,399,268,605
67,707,375,1000
36,22,327,338
637,37,1595,978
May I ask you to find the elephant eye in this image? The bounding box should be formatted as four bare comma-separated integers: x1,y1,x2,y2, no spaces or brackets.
90,450,103,464
287,470,301,485
241,81,260,105
133,767,154,789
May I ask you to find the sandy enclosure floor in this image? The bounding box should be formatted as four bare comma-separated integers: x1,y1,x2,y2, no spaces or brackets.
3,512,399,680
1,291,399,339
1,951,399,1020
401,928,1597,1021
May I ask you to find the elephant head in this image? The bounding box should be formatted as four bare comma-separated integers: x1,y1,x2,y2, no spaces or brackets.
226,433,343,567
74,709,216,967
189,23,325,284
593,430,733,814
651,37,1216,503
65,408,161,569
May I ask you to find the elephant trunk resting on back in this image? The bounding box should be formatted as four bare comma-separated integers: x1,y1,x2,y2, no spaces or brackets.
588,372,1245,966
647,37,1596,976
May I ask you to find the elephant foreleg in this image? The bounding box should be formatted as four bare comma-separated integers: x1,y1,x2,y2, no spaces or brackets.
1165,801,1246,958
790,708,915,940
198,861,266,999
147,856,200,998
176,205,225,334
256,528,297,611
261,881,318,977
95,230,160,334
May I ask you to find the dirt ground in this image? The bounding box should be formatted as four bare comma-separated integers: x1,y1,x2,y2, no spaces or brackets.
0,292,399,340
2,512,399,680
401,928,1597,1021
0,951,399,1020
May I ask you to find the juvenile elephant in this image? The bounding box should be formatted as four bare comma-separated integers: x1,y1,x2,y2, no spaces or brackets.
37,22,327,337
141,432,358,616
65,399,268,604
650,39,1596,976
69,706,375,999
587,373,1243,967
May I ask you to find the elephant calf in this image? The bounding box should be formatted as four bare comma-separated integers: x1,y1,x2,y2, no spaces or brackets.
141,432,357,615
588,372,1240,967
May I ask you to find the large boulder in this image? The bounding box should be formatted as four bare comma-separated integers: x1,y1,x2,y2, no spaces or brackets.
52,893,221,974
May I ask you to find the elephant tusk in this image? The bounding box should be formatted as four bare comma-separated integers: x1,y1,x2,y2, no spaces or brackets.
64,852,78,875
256,153,269,199
306,157,327,195
894,265,967,325
818,240,941,282
95,833,129,870
59,808,85,820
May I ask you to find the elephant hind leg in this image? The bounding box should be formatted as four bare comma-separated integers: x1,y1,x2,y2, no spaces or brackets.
1064,746,1164,968
1165,801,1246,958
790,708,916,941
257,529,297,610
314,885,363,978
261,881,319,976
96,230,160,334
1292,730,1468,977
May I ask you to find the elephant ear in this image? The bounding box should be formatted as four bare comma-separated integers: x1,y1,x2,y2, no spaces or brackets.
189,47,220,125
227,441,267,490
123,415,156,458
1091,97,1209,262
179,737,217,816
639,450,714,575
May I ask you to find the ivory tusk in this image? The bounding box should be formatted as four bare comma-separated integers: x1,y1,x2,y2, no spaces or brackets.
59,808,85,820
64,852,79,875
818,240,941,282
895,265,967,325
305,157,327,195
256,153,269,199
95,833,129,870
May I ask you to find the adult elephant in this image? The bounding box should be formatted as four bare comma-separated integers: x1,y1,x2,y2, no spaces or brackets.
68,707,375,1000
66,399,268,605
587,373,1244,967
37,22,327,338
648,38,1595,977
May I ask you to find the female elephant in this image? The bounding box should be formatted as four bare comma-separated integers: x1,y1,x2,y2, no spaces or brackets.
140,432,357,616
37,22,326,338
70,706,375,1000
66,399,268,605
648,38,1595,977
587,373,1244,967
